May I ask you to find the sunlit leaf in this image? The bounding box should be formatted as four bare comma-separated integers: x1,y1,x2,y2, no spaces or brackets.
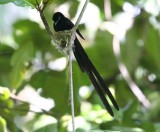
0,0,160,131
0,0,35,8
0,87,10,100
32,115,57,132
10,42,34,89
0,117,7,132
0,0,14,4
30,70,71,115
13,0,34,7
25,115,57,132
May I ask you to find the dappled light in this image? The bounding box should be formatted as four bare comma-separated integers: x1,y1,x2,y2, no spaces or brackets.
0,0,160,131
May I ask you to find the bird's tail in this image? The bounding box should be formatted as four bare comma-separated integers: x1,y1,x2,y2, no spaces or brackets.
73,38,119,116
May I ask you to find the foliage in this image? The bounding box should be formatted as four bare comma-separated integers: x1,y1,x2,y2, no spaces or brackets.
0,0,160,131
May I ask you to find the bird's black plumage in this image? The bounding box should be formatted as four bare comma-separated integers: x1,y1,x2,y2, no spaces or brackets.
52,12,119,116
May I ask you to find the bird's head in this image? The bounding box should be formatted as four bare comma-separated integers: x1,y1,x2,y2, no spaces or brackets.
52,12,64,25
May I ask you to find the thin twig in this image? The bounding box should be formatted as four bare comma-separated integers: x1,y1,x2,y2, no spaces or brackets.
68,47,75,131
68,0,89,131
112,37,150,108
40,12,54,39
35,0,53,39
72,0,89,33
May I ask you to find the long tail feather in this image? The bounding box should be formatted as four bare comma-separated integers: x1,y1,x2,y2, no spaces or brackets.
88,70,114,116
73,38,119,116
88,61,119,110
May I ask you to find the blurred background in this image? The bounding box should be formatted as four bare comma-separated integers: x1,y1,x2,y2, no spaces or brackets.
0,0,160,131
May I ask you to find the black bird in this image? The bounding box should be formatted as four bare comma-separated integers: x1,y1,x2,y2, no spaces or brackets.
52,12,119,116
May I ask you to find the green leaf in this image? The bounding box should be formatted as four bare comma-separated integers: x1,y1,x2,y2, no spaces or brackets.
87,30,118,77
0,0,14,4
148,92,160,119
25,115,57,132
13,19,51,54
123,100,139,125
115,80,135,107
10,42,34,89
0,87,10,100
155,123,160,132
121,28,142,73
0,116,7,132
112,126,144,132
0,0,34,7
90,0,104,13
0,54,12,74
0,44,13,86
143,24,160,71
13,0,34,7
11,42,34,66
140,122,155,132
33,115,57,132
9,69,25,89
69,1,79,18
30,70,70,115
113,0,124,6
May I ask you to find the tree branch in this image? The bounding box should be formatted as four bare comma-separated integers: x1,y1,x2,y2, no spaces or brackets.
68,0,89,131
112,37,150,108
72,0,89,33
35,0,53,39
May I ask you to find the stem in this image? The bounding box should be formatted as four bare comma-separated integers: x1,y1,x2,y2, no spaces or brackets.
72,0,89,33
112,37,150,108
69,0,89,131
40,12,54,39
35,0,54,40
68,47,75,131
